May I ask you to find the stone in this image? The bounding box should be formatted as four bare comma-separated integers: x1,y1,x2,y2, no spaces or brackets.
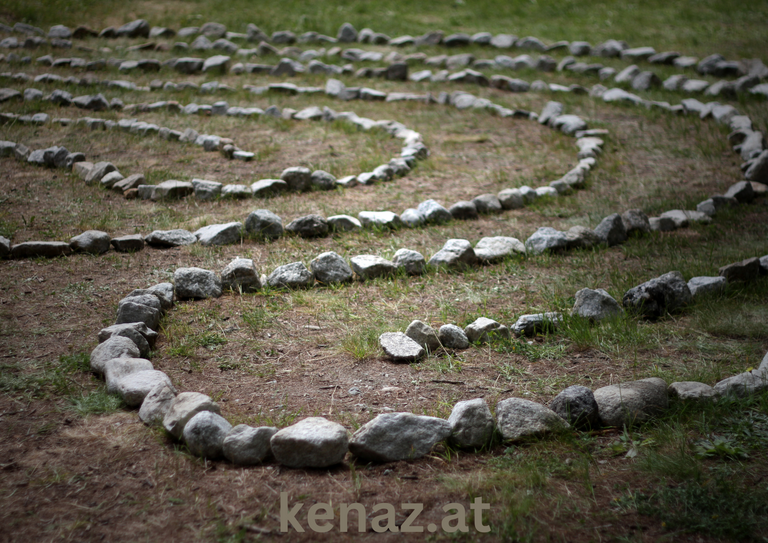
549,386,600,429
745,151,768,183
116,370,172,407
682,79,710,93
145,229,196,248
405,320,440,352
569,41,592,56
564,226,601,250
151,180,194,200
593,39,627,58
139,383,178,426
202,55,230,73
687,276,727,298
327,215,362,232
632,71,661,91
649,217,676,232
173,57,203,74
310,170,336,190
116,19,150,39
417,199,452,224
622,271,692,318
694,195,735,217
104,357,153,394
724,180,755,203
436,324,469,349
223,425,277,465
538,101,564,125
668,382,717,401
594,213,628,246
447,399,494,449
497,188,524,210
525,227,569,255
719,257,761,283
496,398,568,441
99,322,157,355
10,241,72,259
350,255,395,280
379,332,425,362
428,239,477,269
90,336,140,376
393,249,426,275
358,211,402,229
72,93,110,111
174,267,222,299
714,371,768,398
0,237,10,259
464,317,511,344
512,312,563,337
251,179,288,198
183,411,232,459
310,251,353,284
267,262,314,289
621,209,651,236
280,166,311,191
163,392,221,440
194,222,242,246
349,413,451,462
270,417,348,468
572,288,623,321
242,209,283,241
115,301,161,331
593,378,669,427
113,174,146,193
473,237,525,264
472,194,503,214
70,230,111,254
337,23,358,43
285,214,328,238
84,161,117,185
221,258,261,293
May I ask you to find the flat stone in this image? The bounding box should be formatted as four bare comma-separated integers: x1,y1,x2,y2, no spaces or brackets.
714,371,768,398
183,411,232,459
379,332,425,362
404,320,440,352
498,188,524,210
719,257,761,283
358,211,402,229
464,317,511,344
687,276,727,298
448,399,494,449
349,413,451,462
668,382,716,401
251,179,288,198
221,185,252,199
174,267,222,299
245,209,283,240
572,288,622,321
139,383,178,426
145,229,197,248
163,392,221,439
285,214,328,238
221,258,261,292
267,262,314,289
116,370,172,407
428,239,477,269
472,194,503,214
512,312,563,336
70,230,110,254
438,324,469,349
474,236,525,263
621,209,651,236
327,215,362,232
594,378,668,427
152,180,193,200
270,417,348,468
525,227,569,255
549,386,600,429
90,335,140,376
84,161,116,185
115,300,160,331
393,249,426,275
104,357,153,394
622,271,692,318
223,425,277,465
310,251,353,284
724,180,756,203
11,241,72,259
649,217,676,232
496,398,569,441
98,323,155,357
565,226,601,250
194,222,242,246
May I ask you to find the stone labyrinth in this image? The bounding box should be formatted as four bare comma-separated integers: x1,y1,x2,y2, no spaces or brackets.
1,19,768,469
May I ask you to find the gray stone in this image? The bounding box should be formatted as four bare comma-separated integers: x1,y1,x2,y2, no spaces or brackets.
379,332,425,362
350,255,395,280
310,251,353,284
145,229,197,248
285,214,328,238
649,217,676,232
465,317,511,344
310,170,336,190
99,322,157,356
400,209,425,227
417,199,452,224
472,194,503,214
682,79,710,93
448,399,494,449
349,413,451,462
745,151,768,183
90,335,140,376
538,101,563,125
202,55,230,74
569,41,592,56
223,425,277,465
552,115,587,136
194,222,242,246
496,398,568,441
174,57,204,74
687,276,727,298
405,320,440,352
593,378,669,427
104,357,153,394
668,382,717,401
72,93,110,111
474,236,525,263
593,39,627,58
174,267,222,299
714,371,768,398
572,288,623,321
549,386,600,429
428,239,477,269
438,324,469,349
327,215,362,232
491,34,516,48
84,161,116,185
358,211,402,229
221,258,261,292
393,248,426,275
267,262,314,289
244,209,283,241
70,230,111,254
183,411,232,459
632,71,660,91
115,301,161,331
594,213,628,246
498,188,525,210
139,383,178,426
525,227,569,255
163,392,221,439
10,241,71,259
448,201,478,220
191,179,222,201
116,19,150,39
270,417,348,468
719,257,761,283
724,180,755,203
151,180,194,200
0,236,10,259
622,271,692,318
621,209,651,236
280,166,311,191
565,226,601,250
251,179,288,198
116,370,172,407
512,312,563,337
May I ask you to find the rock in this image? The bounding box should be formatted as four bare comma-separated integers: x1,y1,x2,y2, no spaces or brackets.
116,370,172,407
69,230,111,254
572,288,623,321
160,391,223,439
474,237,526,263
310,252,353,284
745,151,768,183
498,188,524,210
183,411,232,459
565,226,601,250
405,320,440,352
116,19,150,39
512,312,562,337
358,211,402,229
632,71,660,91
464,317,511,344
0,237,10,259
416,199,452,224
668,382,716,401
310,170,336,190
649,217,677,232
379,332,425,362
719,257,760,283
202,55,230,73
267,262,314,289
594,213,628,246
687,276,727,298
90,336,140,376
622,271,692,318
496,398,568,441
714,371,768,398
98,323,155,358
151,180,194,200
446,201,477,220
349,413,451,462
593,39,627,58
270,417,348,468
194,222,242,246
447,399,494,449
438,324,469,349
472,194,503,214
724,180,755,203
350,255,396,280
393,249,426,275
223,425,277,465
245,209,283,240
593,378,669,427
251,179,288,198
525,227,569,255
400,209,425,227
337,23,358,43
104,357,153,394
428,239,477,269
549,386,600,429
221,258,261,293
115,300,161,331
327,215,362,232
538,101,564,125
174,267,222,299
280,166,312,191
285,214,328,238
139,383,178,426
144,229,197,248
621,209,651,236
10,241,71,259
84,161,116,185
174,57,203,74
